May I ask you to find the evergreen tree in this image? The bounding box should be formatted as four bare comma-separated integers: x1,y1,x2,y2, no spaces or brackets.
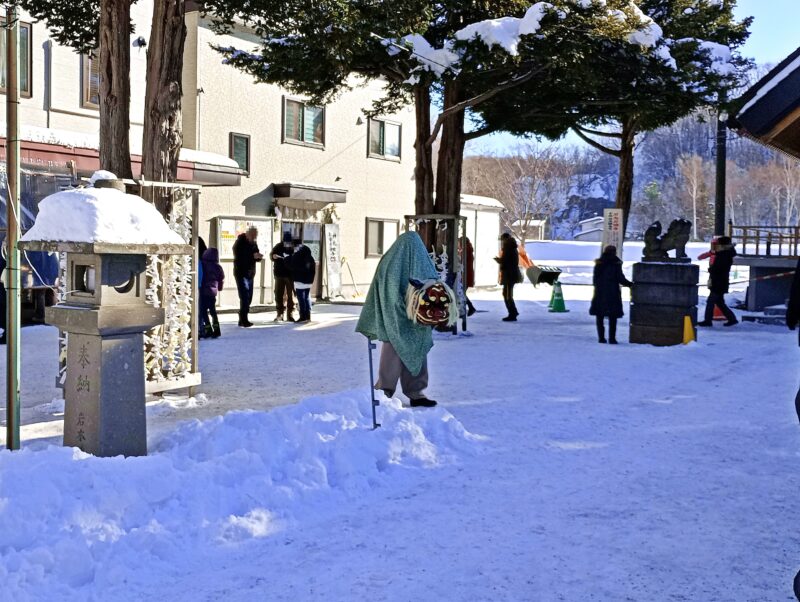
203,0,651,221
19,0,187,186
474,0,751,235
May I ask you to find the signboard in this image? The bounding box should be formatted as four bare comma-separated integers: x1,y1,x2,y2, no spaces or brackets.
324,224,342,298
214,217,272,259
601,208,624,254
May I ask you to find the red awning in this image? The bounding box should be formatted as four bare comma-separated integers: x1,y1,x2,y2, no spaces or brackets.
0,137,243,187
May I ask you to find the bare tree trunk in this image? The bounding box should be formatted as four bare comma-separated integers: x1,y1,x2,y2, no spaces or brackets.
142,0,187,215
615,117,637,237
99,0,133,178
434,79,466,217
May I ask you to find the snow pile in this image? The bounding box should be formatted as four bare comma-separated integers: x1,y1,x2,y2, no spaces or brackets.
395,34,460,79
454,3,561,56
697,40,735,77
21,180,184,246
0,391,480,597
146,394,208,418
625,2,663,49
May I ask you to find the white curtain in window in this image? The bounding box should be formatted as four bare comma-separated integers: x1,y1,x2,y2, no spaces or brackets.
384,123,401,157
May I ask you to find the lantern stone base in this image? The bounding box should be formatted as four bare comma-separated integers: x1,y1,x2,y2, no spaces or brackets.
62,332,148,457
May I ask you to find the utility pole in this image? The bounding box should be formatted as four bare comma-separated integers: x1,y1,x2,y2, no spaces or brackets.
5,3,21,450
714,97,728,236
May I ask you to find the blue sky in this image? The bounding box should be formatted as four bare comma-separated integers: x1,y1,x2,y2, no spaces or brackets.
468,0,800,155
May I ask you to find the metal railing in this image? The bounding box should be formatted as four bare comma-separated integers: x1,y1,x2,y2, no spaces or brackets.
728,224,800,257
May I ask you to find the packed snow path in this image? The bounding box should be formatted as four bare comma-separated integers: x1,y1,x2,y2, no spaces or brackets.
1,285,799,600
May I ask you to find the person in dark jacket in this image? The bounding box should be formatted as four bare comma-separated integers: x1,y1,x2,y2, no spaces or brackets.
495,232,520,322
786,257,800,423
271,231,296,322
590,245,632,344
199,248,225,338
697,236,738,327
286,240,316,322
232,226,263,327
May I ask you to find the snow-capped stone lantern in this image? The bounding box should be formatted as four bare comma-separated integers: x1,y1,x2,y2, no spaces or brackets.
18,172,190,457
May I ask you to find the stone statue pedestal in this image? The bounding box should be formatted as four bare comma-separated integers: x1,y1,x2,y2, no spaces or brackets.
630,261,699,346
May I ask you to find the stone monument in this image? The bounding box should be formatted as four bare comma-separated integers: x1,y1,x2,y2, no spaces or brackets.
629,219,699,346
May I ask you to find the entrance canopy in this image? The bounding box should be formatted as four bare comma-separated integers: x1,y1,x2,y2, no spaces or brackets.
273,181,347,211
729,46,800,159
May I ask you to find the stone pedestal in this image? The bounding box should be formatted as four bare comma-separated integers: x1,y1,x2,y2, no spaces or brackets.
630,261,699,346
62,332,147,456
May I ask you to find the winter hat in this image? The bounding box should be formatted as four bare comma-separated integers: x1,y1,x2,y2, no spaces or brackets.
283,231,293,243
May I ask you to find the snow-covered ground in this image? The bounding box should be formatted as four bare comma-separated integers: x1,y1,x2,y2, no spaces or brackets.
1,282,799,601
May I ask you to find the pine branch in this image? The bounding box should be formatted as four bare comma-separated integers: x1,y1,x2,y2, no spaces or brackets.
574,125,623,139
571,126,621,157
464,125,498,141
426,66,547,148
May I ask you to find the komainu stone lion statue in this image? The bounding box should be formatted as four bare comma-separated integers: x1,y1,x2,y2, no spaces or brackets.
643,219,692,261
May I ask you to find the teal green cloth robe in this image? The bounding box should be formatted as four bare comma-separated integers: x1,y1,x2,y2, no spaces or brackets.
355,232,439,376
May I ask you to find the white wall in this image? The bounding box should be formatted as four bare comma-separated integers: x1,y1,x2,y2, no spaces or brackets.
3,3,152,150
461,207,501,288
186,15,418,301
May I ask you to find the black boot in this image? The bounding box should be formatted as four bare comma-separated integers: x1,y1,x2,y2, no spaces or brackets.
608,318,618,344
596,316,606,343
212,322,221,338
410,397,437,408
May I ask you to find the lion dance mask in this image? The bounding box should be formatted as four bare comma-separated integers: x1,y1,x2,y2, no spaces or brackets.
405,278,458,327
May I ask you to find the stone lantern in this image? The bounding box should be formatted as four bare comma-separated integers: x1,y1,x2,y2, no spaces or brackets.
18,241,190,456
19,176,190,456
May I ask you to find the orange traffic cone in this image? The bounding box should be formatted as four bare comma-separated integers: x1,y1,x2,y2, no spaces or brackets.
713,304,726,321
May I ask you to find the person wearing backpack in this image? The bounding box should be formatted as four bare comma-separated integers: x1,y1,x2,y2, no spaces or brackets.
286,240,316,323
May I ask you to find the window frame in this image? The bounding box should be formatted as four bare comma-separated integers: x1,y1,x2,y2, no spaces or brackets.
229,132,251,174
81,53,100,110
281,96,326,149
367,118,402,161
365,218,400,258
0,18,33,98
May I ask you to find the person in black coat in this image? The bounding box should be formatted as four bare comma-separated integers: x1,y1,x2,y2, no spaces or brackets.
697,236,738,327
590,245,632,344
786,257,800,424
286,241,316,322
232,226,263,327
270,231,296,321
495,232,520,322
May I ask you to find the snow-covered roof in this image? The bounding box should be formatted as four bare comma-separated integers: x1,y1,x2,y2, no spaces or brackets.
739,49,800,117
461,194,504,210
21,179,185,246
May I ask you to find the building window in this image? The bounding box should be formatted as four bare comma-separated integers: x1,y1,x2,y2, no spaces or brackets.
283,98,324,146
81,53,100,109
0,19,32,97
368,119,401,160
365,218,399,257
229,132,250,173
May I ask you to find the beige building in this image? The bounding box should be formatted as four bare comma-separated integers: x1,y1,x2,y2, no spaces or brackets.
2,3,417,305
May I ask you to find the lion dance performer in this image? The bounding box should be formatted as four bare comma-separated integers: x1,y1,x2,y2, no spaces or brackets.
356,232,458,407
